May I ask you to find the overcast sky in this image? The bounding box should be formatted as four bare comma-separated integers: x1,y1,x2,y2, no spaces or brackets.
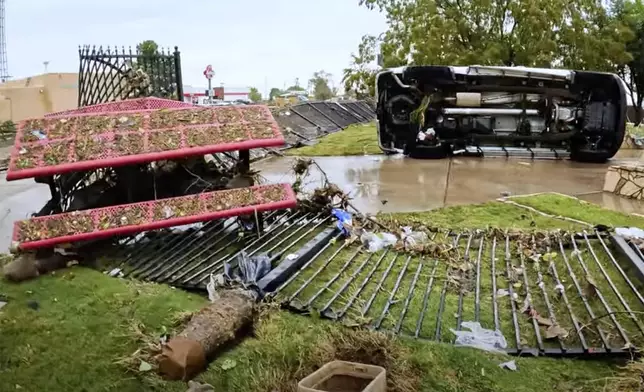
6,0,386,95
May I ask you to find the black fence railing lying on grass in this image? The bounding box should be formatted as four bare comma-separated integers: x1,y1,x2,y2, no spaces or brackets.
99,210,332,289
99,221,644,358
77,45,183,107
273,230,644,358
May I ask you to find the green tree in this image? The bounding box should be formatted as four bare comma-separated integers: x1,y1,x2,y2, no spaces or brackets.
343,35,380,99
616,0,644,124
248,87,262,102
309,71,335,100
132,40,177,99
269,88,284,101
286,78,306,91
137,40,159,57
356,0,632,71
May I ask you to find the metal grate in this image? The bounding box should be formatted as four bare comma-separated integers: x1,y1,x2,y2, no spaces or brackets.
7,105,284,181
45,97,195,118
103,210,333,289
273,230,644,357
13,184,296,251
78,45,183,107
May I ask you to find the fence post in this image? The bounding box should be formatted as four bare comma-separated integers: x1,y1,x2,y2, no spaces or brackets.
174,46,184,102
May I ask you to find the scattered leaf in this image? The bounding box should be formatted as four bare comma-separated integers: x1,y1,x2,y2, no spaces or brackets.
535,315,554,327
513,282,522,289
543,252,557,262
221,359,237,371
139,360,153,372
520,297,530,313
545,325,569,340
584,274,598,298
529,254,542,263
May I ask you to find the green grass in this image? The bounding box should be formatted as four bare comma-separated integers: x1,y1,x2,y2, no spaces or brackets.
1,194,642,391
0,270,619,392
380,199,583,231
511,193,644,228
0,268,206,392
286,122,381,156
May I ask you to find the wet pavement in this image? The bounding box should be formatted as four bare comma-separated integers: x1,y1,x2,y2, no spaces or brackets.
0,150,642,252
0,173,50,251
258,150,644,214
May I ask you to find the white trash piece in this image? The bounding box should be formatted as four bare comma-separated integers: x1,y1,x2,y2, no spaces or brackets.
360,232,398,253
451,321,508,353
401,227,429,249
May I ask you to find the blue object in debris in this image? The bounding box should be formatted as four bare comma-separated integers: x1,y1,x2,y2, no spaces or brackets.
332,208,352,235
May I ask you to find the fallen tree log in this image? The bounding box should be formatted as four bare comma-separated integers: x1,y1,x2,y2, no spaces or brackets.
157,289,257,381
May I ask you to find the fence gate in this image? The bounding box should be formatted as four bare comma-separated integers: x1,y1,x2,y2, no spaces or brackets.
77,45,184,107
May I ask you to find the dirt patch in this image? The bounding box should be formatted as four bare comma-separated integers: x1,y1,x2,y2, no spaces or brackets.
315,374,373,392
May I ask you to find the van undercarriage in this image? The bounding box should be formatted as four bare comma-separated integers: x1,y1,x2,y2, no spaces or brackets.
376,66,627,162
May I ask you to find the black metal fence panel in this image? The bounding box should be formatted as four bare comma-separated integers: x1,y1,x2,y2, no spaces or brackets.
271,100,375,148
77,45,183,107
100,211,332,289
273,230,644,358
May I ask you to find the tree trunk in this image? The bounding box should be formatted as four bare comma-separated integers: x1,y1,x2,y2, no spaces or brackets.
635,97,643,126
157,289,257,381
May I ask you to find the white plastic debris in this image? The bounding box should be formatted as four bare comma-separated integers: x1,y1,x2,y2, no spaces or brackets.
0,301,7,310
286,254,299,261
163,206,174,219
206,273,225,302
499,360,517,371
417,131,426,141
401,227,429,249
496,289,510,298
616,227,644,239
360,231,398,253
554,284,565,294
450,321,508,353
107,268,123,278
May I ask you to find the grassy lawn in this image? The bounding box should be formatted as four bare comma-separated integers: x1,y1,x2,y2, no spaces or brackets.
286,122,381,156
0,268,619,392
1,194,642,391
510,193,644,228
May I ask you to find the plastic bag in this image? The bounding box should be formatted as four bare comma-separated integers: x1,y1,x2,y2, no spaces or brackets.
401,226,429,249
360,231,398,253
332,208,353,235
224,251,272,287
499,360,517,371
206,251,272,302
450,321,508,353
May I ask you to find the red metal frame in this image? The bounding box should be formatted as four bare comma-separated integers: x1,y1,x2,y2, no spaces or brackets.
44,97,196,118
7,105,284,181
13,184,297,251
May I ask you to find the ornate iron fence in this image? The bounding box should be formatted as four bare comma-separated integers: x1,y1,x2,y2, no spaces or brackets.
77,45,183,107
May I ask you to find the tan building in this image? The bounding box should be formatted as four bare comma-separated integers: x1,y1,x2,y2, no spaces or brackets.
0,73,78,122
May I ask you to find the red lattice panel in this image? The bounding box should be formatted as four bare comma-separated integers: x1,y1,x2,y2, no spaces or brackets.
44,97,196,118
7,105,284,181
12,183,297,251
